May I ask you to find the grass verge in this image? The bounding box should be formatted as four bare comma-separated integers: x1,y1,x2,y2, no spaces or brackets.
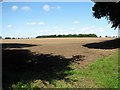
11,51,118,88
67,51,118,88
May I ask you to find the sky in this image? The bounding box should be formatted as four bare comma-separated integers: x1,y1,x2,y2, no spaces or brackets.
1,1,118,38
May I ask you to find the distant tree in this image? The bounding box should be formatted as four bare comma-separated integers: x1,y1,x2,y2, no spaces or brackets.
105,36,108,38
0,36,2,39
88,34,97,37
5,37,11,39
57,35,62,37
72,34,77,37
113,36,115,38
12,37,15,39
92,1,120,29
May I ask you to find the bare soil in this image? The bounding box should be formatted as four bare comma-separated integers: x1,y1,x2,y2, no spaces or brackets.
2,38,117,68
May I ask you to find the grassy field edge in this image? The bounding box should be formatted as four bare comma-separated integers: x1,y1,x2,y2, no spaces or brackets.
11,51,118,88
69,51,119,88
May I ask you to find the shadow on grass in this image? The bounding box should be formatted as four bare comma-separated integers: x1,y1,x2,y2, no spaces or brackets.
2,43,85,89
83,38,120,49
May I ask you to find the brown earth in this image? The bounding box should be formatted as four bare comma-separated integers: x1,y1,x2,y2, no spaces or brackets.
2,38,117,68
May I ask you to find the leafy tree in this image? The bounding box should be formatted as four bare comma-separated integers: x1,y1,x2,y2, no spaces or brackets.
36,34,97,38
5,37,11,39
92,1,120,29
12,37,15,39
105,35,108,37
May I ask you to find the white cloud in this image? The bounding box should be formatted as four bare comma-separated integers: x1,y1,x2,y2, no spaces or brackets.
30,22,36,25
38,22,45,25
7,24,13,28
57,6,61,9
53,26,58,29
91,26,95,28
98,28,105,32
100,29,105,32
11,5,18,11
80,26,105,34
21,6,30,11
71,27,75,30
26,22,45,25
98,28,103,30
43,4,50,11
80,27,93,34
81,27,89,31
73,21,80,24
89,29,94,33
26,22,36,25
26,22,30,25
43,4,61,11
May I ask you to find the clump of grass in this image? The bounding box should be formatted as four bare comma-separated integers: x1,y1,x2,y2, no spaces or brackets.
12,81,31,89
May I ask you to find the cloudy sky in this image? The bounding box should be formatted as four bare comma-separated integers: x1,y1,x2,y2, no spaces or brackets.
1,1,118,38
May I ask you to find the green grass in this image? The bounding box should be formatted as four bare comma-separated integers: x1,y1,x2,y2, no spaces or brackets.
69,51,118,88
12,51,118,88
86,52,118,88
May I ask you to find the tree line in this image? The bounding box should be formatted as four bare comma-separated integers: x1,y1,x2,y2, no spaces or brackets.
36,34,98,38
0,37,32,39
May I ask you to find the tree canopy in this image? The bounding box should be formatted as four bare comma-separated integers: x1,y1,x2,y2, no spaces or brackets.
92,1,120,29
36,34,97,38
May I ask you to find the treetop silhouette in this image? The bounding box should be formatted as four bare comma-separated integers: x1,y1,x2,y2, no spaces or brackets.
92,1,120,29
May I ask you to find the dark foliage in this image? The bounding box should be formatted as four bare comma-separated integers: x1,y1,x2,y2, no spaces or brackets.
5,37,11,39
83,38,120,49
92,1,120,29
12,37,15,39
36,34,97,38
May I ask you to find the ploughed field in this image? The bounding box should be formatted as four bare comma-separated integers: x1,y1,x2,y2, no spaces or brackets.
2,38,118,88
2,38,117,67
